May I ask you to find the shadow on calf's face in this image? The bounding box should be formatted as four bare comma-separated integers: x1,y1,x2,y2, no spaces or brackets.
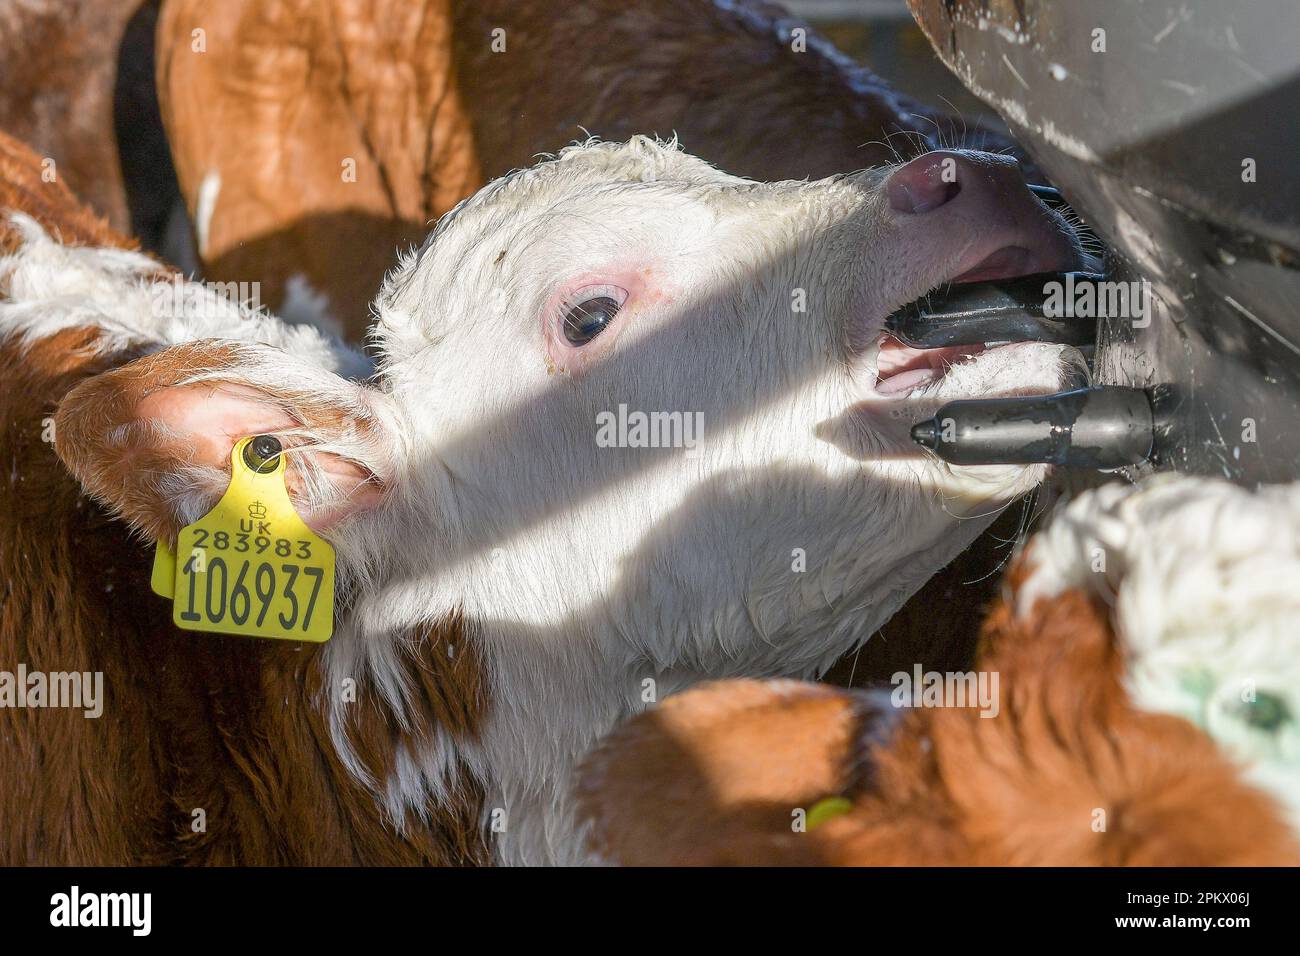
361,137,1083,670
53,137,1086,676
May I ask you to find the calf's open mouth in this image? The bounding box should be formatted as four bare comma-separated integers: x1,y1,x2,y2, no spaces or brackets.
848,164,1153,471
872,186,1102,399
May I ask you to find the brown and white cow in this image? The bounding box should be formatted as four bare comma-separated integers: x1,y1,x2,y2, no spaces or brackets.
576,477,1300,865
2,128,1083,864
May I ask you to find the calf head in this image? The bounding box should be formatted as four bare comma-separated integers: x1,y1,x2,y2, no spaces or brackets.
52,138,1084,859
574,477,1300,866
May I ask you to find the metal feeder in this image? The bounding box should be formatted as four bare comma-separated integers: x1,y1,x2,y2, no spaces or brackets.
897,0,1300,481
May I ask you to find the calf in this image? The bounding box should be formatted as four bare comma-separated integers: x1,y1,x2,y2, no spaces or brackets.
575,477,1300,865
5,132,1083,863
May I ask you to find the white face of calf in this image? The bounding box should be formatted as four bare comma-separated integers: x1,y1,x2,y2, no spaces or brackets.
362,138,1080,674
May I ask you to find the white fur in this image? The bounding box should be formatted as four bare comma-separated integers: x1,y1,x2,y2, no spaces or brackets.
1018,475,1300,834
194,172,221,258
0,212,368,377
280,273,343,339
4,139,1084,865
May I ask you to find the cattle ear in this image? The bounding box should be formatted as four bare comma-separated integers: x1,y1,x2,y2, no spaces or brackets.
54,340,396,542
574,680,877,866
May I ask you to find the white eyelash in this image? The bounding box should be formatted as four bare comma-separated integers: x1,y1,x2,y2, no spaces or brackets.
563,284,628,309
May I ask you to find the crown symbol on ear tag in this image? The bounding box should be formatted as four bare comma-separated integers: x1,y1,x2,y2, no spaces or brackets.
155,435,337,643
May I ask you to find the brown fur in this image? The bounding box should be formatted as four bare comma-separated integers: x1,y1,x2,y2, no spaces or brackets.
577,580,1300,865
0,133,489,865
576,680,872,866
0,0,157,233
153,0,1010,338
5,1,1017,331
156,0,484,327
0,130,136,256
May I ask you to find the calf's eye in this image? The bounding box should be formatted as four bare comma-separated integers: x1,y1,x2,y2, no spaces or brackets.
562,297,620,345
561,286,627,346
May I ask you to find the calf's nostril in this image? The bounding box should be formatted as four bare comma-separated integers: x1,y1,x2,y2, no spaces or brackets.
886,154,963,214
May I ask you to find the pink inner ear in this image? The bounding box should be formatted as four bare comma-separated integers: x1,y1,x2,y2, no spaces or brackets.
136,382,383,531
137,383,299,466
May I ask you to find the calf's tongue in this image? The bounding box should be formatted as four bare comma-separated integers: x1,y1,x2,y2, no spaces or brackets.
875,338,987,395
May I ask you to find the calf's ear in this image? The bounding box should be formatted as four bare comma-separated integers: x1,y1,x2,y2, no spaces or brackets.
54,339,397,542
574,679,877,866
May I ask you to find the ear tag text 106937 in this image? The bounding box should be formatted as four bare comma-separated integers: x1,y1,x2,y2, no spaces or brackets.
155,436,336,642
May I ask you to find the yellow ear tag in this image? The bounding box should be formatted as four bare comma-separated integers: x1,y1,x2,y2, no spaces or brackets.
806,796,853,830
170,437,335,642
151,539,176,598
